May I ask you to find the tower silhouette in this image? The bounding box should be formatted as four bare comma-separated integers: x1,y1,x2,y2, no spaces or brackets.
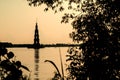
34,22,40,48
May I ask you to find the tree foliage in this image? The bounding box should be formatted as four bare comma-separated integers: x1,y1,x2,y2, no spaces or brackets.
0,47,30,80
67,0,120,80
27,0,64,12
27,0,120,80
27,0,82,18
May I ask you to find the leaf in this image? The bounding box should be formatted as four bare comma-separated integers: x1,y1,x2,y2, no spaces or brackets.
0,48,7,56
44,60,61,77
15,61,21,68
21,65,30,71
7,52,14,59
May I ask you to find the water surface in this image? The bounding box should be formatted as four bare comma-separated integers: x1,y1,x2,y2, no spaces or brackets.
8,47,68,80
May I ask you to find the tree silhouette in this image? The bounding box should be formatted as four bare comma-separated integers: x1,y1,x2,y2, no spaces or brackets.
27,0,120,80
66,0,120,80
0,47,30,80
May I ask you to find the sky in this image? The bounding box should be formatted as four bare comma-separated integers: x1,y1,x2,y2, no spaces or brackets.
0,0,73,44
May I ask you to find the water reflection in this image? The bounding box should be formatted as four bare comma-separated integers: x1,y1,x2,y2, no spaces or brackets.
7,48,67,80
34,49,39,80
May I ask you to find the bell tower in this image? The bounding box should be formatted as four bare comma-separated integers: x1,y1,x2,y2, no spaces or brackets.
34,22,40,48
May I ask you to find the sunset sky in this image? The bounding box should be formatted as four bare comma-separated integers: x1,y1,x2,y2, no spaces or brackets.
0,0,73,44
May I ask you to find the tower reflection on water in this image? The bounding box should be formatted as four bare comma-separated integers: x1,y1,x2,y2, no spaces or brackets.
34,49,39,80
